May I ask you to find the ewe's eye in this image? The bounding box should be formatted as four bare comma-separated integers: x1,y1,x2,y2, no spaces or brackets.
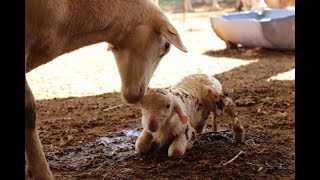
160,43,171,58
166,104,170,109
165,42,170,50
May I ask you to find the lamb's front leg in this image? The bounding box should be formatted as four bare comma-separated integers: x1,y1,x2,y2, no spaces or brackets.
168,133,188,157
135,128,153,154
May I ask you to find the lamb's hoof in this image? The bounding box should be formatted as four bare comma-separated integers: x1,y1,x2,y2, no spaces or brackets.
234,135,245,143
168,148,184,157
135,141,152,154
212,127,218,132
233,126,245,143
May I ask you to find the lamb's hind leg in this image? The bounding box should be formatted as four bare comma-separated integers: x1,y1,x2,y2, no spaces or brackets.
211,111,219,132
25,78,54,180
223,97,245,143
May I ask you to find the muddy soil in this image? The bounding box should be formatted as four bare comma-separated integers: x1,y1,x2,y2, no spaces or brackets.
27,2,295,180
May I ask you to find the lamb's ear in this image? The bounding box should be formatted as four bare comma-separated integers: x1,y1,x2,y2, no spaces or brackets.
159,22,188,53
173,100,188,124
204,85,220,101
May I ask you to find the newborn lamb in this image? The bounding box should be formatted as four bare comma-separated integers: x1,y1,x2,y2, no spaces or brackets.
135,74,245,157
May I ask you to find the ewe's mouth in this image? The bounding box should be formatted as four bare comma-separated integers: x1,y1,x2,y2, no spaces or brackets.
121,94,142,104
121,85,146,104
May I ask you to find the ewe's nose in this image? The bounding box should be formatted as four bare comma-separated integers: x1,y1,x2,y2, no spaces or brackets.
122,86,144,104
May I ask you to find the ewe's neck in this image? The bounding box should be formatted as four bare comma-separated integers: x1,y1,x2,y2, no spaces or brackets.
65,0,162,51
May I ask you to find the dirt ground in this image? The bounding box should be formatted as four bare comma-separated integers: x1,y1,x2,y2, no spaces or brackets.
26,2,295,180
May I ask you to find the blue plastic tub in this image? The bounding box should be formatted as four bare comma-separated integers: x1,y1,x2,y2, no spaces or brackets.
210,9,295,50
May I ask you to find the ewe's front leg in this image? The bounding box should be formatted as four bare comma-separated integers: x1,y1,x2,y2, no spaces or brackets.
135,128,153,154
168,133,188,157
25,78,54,180
223,97,245,143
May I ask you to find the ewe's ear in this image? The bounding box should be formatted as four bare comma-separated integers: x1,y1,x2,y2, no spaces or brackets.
173,100,188,124
159,23,188,53
107,43,115,51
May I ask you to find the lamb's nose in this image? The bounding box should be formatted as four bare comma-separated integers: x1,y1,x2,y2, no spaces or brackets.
147,120,158,133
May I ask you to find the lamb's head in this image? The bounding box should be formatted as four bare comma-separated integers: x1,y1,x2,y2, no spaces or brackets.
109,7,187,104
139,88,188,133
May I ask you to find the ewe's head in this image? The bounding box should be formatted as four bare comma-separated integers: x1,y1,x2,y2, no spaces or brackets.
109,1,187,104
139,88,188,133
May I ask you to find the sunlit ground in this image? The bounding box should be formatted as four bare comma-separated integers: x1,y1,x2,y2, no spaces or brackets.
26,12,294,100
268,68,295,81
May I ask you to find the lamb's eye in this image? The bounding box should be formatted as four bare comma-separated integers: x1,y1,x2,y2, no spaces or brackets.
166,104,170,109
